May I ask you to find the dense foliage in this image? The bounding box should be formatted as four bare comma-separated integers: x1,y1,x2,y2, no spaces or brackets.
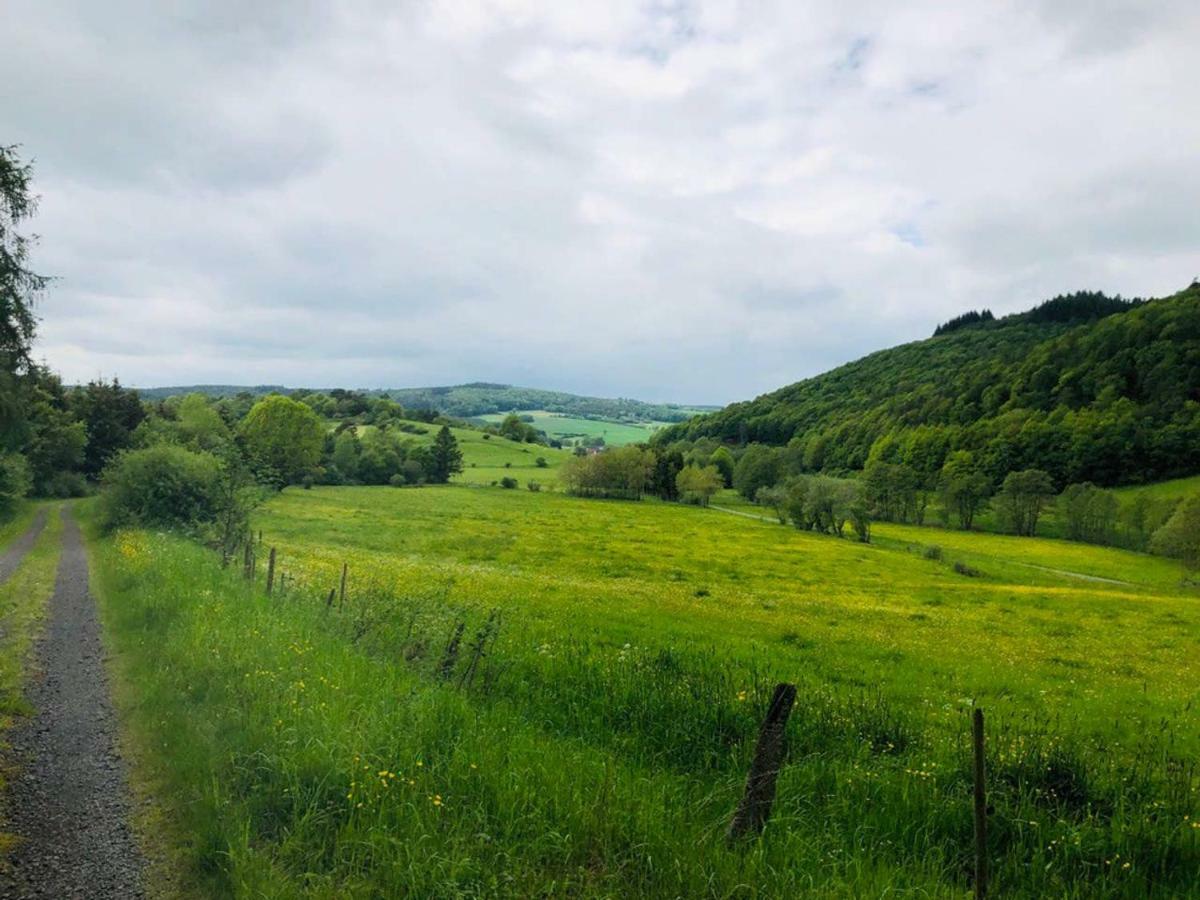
659,284,1200,490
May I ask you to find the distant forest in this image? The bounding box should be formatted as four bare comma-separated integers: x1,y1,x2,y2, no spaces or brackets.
137,383,713,425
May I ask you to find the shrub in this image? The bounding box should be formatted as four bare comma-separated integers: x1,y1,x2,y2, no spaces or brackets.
0,453,33,518
98,445,222,531
923,545,943,561
388,474,406,487
500,476,519,489
504,462,512,469
527,481,542,492
535,457,548,468
41,471,88,499
953,560,981,577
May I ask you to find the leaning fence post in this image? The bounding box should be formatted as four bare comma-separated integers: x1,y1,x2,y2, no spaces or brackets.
339,562,348,606
727,682,797,842
973,707,988,900
266,547,277,596
326,588,336,608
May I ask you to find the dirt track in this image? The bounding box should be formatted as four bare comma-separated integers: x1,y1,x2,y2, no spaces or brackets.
0,507,145,899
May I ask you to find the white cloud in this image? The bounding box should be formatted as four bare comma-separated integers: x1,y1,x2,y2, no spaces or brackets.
5,0,1198,403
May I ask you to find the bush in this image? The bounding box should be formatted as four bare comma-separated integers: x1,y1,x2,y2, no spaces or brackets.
953,560,981,577
527,481,542,492
98,445,222,531
41,471,89,499
500,476,519,489
535,457,548,468
923,545,943,561
388,474,406,487
0,453,33,518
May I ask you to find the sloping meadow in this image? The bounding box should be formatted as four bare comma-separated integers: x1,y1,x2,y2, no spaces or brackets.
88,488,1200,897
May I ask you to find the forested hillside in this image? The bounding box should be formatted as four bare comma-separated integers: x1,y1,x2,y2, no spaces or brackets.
658,284,1200,488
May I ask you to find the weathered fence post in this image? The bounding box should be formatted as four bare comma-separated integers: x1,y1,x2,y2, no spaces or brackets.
339,562,348,606
266,547,277,596
326,588,336,608
973,708,988,900
727,682,797,842
438,621,465,680
242,539,253,580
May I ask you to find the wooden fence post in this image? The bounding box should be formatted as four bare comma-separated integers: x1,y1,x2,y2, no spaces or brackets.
242,539,253,580
326,588,336,608
266,547,276,596
727,682,797,842
438,621,465,680
973,708,988,900
339,562,348,607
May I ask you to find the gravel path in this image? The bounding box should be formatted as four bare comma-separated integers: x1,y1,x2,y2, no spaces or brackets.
0,509,48,584
0,507,145,899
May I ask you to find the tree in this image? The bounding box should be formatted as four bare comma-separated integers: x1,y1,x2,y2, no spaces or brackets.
732,444,781,500
238,395,324,485
709,446,736,488
0,146,46,378
755,485,789,524
994,468,1055,536
938,452,991,530
427,425,464,484
1059,482,1118,544
1150,494,1200,571
330,430,362,483
71,378,147,477
676,464,722,506
650,449,684,501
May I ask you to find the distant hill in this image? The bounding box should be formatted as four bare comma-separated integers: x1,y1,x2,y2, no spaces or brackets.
136,382,714,424
657,284,1200,488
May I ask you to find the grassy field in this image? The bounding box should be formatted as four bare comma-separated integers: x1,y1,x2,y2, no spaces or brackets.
477,411,668,447
357,419,574,487
0,506,64,860
86,485,1200,897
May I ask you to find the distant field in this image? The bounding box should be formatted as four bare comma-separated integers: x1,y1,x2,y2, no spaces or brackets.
477,410,669,446
350,419,574,486
89,485,1200,897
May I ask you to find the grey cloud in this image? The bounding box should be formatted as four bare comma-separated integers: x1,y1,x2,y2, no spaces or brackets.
7,1,1200,403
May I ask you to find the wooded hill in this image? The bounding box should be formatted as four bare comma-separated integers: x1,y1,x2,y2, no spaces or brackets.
137,383,713,425
657,284,1200,488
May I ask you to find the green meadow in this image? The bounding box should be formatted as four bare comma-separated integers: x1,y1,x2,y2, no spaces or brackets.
478,410,670,447
356,419,574,486
81,485,1200,897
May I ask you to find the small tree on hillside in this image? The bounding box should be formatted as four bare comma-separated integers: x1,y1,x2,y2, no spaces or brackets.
676,464,722,506
994,468,1055,536
938,451,991,530
238,394,324,486
1150,493,1200,571
428,425,464,484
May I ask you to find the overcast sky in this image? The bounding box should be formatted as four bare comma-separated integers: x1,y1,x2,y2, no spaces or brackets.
6,1,1198,404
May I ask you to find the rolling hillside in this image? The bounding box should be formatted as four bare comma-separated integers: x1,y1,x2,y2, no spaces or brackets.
659,284,1200,488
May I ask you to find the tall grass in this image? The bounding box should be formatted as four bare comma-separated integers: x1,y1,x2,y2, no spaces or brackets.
89,504,1199,897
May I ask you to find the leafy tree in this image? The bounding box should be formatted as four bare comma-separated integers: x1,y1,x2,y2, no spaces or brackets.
675,464,722,506
709,446,735,488
650,449,684,501
427,425,464,484
330,430,362,483
238,395,324,485
561,446,654,499
97,444,223,531
1150,494,1200,571
1059,482,1119,544
994,468,1055,536
755,485,789,524
732,444,781,500
21,369,86,494
938,452,991,530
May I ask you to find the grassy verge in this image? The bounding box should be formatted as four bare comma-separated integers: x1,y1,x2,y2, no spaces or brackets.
0,502,37,552
0,506,64,859
86,488,1198,897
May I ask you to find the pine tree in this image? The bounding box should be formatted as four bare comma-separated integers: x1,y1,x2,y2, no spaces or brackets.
429,425,464,484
